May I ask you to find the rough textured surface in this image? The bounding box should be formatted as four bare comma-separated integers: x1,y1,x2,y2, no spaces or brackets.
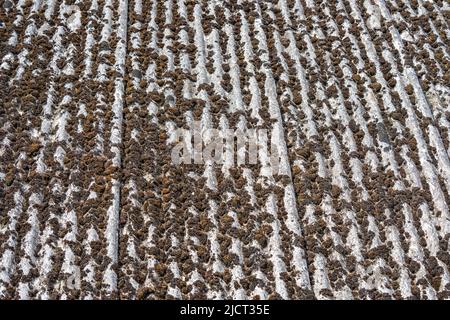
1,0,450,300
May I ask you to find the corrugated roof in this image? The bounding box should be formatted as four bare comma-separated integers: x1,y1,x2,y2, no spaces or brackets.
0,0,449,300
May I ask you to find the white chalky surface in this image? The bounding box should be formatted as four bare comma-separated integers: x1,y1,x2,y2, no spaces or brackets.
0,0,450,300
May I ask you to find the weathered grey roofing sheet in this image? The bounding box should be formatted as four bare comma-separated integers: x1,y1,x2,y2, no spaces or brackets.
0,0,449,300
